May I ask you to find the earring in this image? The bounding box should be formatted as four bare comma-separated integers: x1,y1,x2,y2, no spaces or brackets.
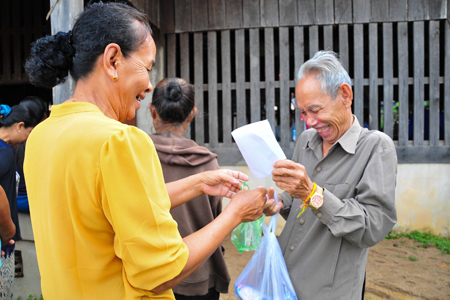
113,77,118,82
18,130,21,133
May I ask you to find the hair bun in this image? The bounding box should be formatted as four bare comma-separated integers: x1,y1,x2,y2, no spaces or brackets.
165,82,182,102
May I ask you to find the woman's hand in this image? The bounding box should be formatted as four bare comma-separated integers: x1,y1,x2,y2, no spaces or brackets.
199,169,249,198
272,159,314,200
226,187,268,222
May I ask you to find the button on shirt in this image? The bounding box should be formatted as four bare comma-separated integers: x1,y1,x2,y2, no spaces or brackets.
278,117,397,300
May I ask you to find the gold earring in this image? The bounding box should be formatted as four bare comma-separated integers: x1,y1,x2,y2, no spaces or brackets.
113,77,118,82
18,130,21,133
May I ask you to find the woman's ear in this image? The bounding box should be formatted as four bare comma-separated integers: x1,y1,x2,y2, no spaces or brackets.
149,103,158,120
103,43,122,82
16,122,25,132
186,107,197,123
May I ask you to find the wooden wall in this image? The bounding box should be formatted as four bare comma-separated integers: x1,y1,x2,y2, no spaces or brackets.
162,0,447,34
163,0,450,165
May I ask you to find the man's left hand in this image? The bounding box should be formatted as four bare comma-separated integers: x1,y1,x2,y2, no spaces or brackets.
272,159,314,200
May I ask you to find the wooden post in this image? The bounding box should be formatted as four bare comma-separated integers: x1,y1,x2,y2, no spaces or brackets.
49,0,83,104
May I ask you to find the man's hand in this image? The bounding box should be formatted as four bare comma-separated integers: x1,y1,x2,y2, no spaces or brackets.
263,187,283,216
272,159,314,200
199,169,249,198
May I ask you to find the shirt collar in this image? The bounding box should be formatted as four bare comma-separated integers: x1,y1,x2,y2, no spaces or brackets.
305,116,361,155
50,102,103,117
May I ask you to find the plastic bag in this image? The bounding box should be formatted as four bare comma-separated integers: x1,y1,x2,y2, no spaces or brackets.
231,182,264,253
235,193,298,300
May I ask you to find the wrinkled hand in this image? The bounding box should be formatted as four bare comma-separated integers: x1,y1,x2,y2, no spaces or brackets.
262,187,284,216
200,169,249,198
228,187,268,222
272,159,314,200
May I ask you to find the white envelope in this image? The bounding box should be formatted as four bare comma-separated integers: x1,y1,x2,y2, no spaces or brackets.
231,120,287,179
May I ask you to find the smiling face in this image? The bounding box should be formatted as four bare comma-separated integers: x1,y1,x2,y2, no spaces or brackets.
295,74,353,149
114,35,156,122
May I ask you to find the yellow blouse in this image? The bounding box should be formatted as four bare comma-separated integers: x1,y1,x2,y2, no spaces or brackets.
24,102,188,299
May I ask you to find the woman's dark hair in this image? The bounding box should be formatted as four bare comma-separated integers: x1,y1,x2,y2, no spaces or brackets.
152,78,195,125
0,105,40,129
25,2,152,88
20,96,48,122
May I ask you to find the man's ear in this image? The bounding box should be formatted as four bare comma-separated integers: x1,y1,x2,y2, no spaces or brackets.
103,43,122,82
340,83,353,108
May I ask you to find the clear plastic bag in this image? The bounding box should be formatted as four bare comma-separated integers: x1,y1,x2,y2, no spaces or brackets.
235,193,298,300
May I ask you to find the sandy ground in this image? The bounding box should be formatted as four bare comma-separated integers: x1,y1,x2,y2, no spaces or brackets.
220,234,450,300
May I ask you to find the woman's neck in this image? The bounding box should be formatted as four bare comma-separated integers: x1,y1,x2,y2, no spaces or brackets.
154,123,185,136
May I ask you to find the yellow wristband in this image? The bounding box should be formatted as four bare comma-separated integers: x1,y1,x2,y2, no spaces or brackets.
304,182,317,203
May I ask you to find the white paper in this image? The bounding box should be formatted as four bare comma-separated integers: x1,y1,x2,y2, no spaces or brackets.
231,120,286,179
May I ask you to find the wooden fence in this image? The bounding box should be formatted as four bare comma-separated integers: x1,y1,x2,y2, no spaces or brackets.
162,0,450,164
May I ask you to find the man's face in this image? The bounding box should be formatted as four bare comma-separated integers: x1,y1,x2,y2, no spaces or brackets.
295,74,353,147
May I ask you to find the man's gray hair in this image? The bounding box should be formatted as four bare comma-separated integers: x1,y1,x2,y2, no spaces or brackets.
296,51,352,99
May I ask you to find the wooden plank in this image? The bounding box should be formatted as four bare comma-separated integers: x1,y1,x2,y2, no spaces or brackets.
369,23,378,130
249,29,260,123
280,0,298,26
243,0,260,28
194,33,205,145
398,22,409,146
226,0,243,29
294,26,305,136
408,0,428,21
208,0,226,30
429,21,440,146
180,32,190,138
160,0,174,34
222,30,233,146
353,0,371,23
166,34,176,77
390,0,408,22
1,0,11,82
298,0,316,25
413,21,425,146
383,23,394,139
235,29,246,128
261,0,279,27
207,31,218,147
446,13,450,145
192,0,208,31
265,28,276,131
323,25,333,51
338,25,349,72
12,0,20,79
279,27,290,147
315,0,334,24
309,25,319,56
334,0,352,24
174,0,191,33
353,24,364,125
428,0,447,20
371,0,389,22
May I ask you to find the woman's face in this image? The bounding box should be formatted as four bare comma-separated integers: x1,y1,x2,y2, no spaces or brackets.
116,35,156,122
9,123,34,146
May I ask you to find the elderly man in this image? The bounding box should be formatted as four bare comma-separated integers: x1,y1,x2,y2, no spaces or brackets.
272,51,397,300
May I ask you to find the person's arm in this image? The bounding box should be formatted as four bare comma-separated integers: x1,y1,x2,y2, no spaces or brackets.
151,187,267,293
166,169,249,209
0,185,15,246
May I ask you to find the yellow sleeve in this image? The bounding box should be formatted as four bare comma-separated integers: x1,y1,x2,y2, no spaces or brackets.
98,126,189,294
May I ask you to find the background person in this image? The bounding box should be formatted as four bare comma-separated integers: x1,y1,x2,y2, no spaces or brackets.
272,51,397,300
24,3,277,299
149,78,229,300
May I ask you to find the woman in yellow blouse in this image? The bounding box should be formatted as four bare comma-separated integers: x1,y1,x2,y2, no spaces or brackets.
23,3,278,299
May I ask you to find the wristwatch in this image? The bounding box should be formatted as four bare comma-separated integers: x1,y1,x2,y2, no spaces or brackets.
310,185,324,210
